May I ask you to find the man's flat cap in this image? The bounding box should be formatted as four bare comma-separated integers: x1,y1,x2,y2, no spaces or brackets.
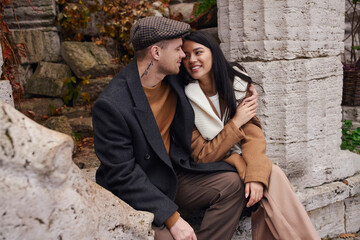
130,16,190,51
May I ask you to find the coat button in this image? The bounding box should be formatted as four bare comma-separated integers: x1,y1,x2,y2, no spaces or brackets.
145,153,151,160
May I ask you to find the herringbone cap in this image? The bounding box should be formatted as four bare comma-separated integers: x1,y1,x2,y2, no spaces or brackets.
130,16,190,51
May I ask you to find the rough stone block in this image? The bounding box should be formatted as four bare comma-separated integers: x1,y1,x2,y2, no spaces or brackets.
61,105,92,119
0,80,14,107
218,0,344,61
232,217,252,240
68,117,93,137
0,101,154,240
345,195,360,233
342,106,360,122
298,181,349,211
74,77,111,105
43,115,73,138
61,42,116,79
25,62,72,97
19,97,64,121
4,0,57,30
169,3,194,22
14,64,33,90
347,173,360,197
308,201,345,238
9,30,61,64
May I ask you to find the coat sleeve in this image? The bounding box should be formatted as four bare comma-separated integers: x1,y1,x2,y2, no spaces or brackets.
93,99,178,226
191,119,245,163
240,117,272,188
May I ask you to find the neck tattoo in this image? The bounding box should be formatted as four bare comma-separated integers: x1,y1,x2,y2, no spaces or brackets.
141,60,153,78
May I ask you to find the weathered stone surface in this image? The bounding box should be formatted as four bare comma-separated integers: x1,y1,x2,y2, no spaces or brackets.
19,97,64,121
62,105,92,119
43,115,73,137
169,3,194,22
25,62,72,97
61,41,116,79
308,201,345,238
68,117,93,137
74,77,111,105
4,0,57,30
0,80,14,107
219,0,344,61
232,217,252,240
347,173,360,197
81,167,97,182
298,172,360,211
8,30,61,64
343,106,360,129
343,106,360,122
0,101,154,240
14,64,33,90
74,148,99,170
345,195,360,233
298,180,350,211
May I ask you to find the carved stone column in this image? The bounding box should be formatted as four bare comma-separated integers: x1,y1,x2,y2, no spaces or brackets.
218,0,359,189
218,0,360,238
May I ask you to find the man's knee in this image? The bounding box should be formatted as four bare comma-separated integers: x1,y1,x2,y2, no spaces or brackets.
219,172,245,200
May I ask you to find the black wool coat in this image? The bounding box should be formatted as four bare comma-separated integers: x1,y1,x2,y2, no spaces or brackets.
92,59,235,226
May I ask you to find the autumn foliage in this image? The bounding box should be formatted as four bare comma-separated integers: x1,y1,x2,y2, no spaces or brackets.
56,0,171,66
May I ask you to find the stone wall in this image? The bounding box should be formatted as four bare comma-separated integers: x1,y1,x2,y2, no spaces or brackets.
218,0,360,238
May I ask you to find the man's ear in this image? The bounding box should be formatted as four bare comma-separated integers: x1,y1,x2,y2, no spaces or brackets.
150,45,161,60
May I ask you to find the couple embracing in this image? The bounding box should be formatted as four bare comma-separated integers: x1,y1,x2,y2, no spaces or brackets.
93,16,319,240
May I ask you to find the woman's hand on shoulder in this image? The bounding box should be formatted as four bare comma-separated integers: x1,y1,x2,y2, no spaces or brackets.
232,84,258,128
244,84,258,104
245,182,264,207
232,99,257,128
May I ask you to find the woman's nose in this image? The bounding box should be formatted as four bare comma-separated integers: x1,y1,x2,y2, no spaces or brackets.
189,54,196,63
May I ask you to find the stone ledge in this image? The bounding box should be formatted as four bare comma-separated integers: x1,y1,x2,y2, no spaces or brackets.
298,171,360,211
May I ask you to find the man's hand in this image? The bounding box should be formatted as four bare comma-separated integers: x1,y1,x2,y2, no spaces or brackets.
245,182,264,207
169,217,197,240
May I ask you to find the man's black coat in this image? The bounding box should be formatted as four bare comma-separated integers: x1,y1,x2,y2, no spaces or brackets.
93,59,234,226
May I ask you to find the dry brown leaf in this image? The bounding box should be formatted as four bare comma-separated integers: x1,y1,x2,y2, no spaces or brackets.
338,233,359,238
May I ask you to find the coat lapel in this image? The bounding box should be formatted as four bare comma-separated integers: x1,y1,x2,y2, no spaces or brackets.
125,59,173,169
168,75,194,155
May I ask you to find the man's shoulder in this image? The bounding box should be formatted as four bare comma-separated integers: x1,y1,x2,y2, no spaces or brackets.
98,65,135,102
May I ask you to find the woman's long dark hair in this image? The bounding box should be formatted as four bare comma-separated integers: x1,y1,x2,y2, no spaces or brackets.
180,31,253,121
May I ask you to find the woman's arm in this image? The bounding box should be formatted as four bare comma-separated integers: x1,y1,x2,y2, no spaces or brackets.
190,86,258,164
191,120,246,163
241,121,272,188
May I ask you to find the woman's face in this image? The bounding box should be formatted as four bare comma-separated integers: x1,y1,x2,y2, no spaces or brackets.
182,40,213,82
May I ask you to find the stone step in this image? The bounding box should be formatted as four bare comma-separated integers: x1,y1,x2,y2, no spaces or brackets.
62,105,92,119
19,97,64,121
68,117,93,137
